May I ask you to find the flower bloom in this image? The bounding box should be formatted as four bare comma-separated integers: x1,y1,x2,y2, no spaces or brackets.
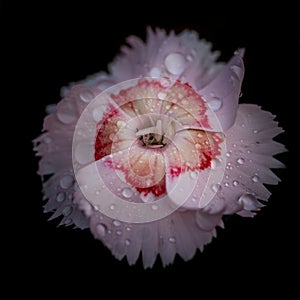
34,28,285,268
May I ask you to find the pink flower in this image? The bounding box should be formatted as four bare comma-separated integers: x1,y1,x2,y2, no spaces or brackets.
33,28,285,268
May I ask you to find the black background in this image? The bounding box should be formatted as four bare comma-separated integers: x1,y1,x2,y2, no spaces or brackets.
4,1,299,296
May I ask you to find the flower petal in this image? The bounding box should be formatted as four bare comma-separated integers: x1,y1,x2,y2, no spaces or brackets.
203,104,286,216
164,130,226,210
199,49,245,131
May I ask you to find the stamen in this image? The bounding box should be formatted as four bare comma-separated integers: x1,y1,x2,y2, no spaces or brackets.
136,120,167,148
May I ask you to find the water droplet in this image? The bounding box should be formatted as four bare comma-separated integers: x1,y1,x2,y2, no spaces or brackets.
186,54,193,61
160,78,171,88
74,142,93,165
207,98,222,111
125,239,131,246
253,129,258,134
116,230,122,236
126,226,131,231
80,90,94,103
96,223,107,237
60,175,74,189
226,152,231,157
57,104,76,124
152,204,158,210
252,175,259,183
168,237,176,243
195,143,201,149
211,183,221,193
146,179,153,187
64,218,72,225
45,104,56,114
110,204,115,210
233,180,239,186
92,105,105,122
211,158,221,169
140,192,155,203
115,121,125,130
149,67,161,78
237,158,245,165
238,194,258,211
113,220,121,227
158,91,167,100
224,182,230,187
190,171,198,179
62,206,72,216
164,53,186,75
122,187,133,198
56,192,65,202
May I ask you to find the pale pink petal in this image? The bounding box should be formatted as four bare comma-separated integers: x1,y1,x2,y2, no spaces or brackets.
204,104,286,216
34,28,286,270
199,49,245,131
34,85,99,227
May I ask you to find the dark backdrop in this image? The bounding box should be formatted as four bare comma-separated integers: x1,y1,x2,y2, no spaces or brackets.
4,1,299,297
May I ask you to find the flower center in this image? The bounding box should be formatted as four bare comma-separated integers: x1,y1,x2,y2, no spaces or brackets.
136,119,175,148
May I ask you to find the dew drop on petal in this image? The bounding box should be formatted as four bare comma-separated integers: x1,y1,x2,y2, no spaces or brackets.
160,77,171,88
116,230,122,236
74,142,94,165
252,175,259,183
57,106,76,124
64,218,72,225
238,194,258,211
140,192,155,203
125,239,131,246
149,67,161,78
152,204,158,210
122,187,133,198
80,90,94,103
56,192,65,203
46,104,56,114
113,220,121,227
62,206,72,216
211,183,221,193
92,106,106,122
158,91,167,100
207,98,222,111
164,53,186,75
168,237,176,243
60,175,74,189
186,54,193,61
117,120,126,128
190,171,198,179
233,180,239,186
110,204,116,210
96,223,107,237
211,158,221,169
237,158,245,165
